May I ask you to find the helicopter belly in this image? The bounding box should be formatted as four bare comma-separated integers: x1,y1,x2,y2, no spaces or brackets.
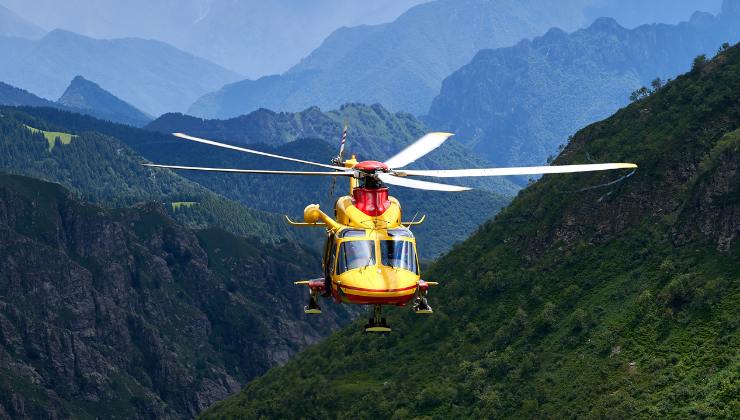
333,266,418,305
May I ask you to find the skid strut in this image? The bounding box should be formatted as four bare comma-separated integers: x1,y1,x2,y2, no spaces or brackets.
365,304,391,333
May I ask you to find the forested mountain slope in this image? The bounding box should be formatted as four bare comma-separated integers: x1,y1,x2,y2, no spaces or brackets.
202,42,740,419
0,107,294,242
15,104,514,258
426,1,740,167
0,173,356,418
147,103,520,193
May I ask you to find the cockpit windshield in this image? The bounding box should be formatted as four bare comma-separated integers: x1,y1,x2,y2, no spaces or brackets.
336,240,375,274
380,240,418,274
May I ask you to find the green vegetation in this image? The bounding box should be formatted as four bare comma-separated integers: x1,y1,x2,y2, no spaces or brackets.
171,201,198,210
24,124,76,150
18,103,514,258
0,108,295,242
201,44,740,419
0,172,354,418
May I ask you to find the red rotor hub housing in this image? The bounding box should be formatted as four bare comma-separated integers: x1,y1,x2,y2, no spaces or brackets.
353,187,390,216
354,160,389,172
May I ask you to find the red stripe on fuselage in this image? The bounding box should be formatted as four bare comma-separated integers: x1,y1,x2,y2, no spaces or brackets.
342,293,413,304
339,284,418,293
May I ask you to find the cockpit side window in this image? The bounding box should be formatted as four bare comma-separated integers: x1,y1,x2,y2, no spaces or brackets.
336,240,376,274
387,228,414,238
326,235,337,275
380,240,418,274
338,229,366,238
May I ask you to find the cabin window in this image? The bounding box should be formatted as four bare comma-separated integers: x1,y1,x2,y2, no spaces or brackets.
380,240,418,274
336,240,376,274
387,228,414,238
338,229,366,238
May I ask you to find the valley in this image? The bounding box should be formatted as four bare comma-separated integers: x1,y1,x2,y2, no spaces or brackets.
0,1,737,418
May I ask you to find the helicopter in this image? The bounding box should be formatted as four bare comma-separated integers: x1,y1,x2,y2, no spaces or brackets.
144,128,636,332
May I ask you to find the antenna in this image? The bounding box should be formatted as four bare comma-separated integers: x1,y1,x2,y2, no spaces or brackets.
329,122,349,198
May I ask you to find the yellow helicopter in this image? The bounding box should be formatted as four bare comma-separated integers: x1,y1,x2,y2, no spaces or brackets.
144,128,636,332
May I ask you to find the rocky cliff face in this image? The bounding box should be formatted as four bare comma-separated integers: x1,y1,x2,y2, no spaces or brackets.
0,173,352,418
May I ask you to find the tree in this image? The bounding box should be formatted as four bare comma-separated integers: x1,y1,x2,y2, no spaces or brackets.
629,86,651,102
692,54,707,72
651,77,663,92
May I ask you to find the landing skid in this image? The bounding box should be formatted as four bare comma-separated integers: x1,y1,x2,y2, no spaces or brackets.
365,304,391,333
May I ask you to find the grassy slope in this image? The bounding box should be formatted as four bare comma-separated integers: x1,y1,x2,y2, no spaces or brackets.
24,124,76,150
201,46,740,419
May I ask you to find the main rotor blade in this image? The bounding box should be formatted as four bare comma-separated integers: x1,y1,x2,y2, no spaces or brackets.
173,132,346,171
143,163,354,176
396,163,638,177
378,173,470,192
384,132,454,169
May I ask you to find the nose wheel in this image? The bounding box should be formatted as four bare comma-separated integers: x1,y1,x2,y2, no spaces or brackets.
365,304,391,333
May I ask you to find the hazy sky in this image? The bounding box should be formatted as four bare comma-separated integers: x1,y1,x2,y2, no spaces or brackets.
0,0,430,77
0,0,722,78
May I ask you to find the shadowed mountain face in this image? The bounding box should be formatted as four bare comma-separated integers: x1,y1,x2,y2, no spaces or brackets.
0,173,357,418
186,0,724,119
0,29,240,116
200,43,740,420
57,76,152,127
426,4,740,167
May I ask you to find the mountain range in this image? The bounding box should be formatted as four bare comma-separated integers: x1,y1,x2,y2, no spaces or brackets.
0,0,428,78
187,0,725,119
0,77,152,127
0,29,240,116
0,2,737,418
426,1,740,166
201,42,740,419
7,103,515,259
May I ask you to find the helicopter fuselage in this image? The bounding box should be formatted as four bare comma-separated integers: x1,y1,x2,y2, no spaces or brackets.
320,186,422,306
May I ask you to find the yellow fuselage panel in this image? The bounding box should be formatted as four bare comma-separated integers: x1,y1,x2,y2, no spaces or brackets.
335,265,418,296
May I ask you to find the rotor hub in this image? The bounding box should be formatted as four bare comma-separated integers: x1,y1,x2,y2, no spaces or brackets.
354,160,389,173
